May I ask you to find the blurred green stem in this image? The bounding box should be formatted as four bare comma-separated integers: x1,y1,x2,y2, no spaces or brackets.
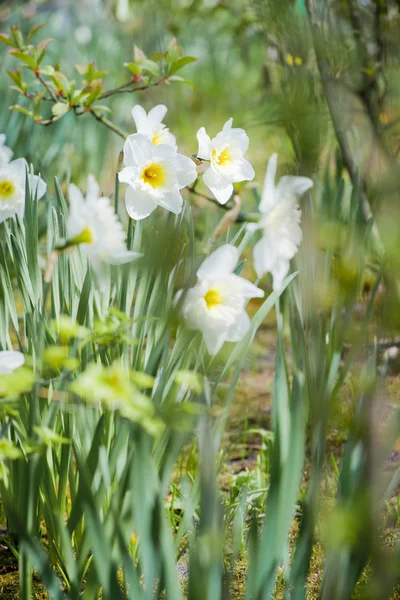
305,0,384,258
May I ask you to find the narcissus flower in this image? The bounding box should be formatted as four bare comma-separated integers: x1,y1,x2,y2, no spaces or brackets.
0,158,46,223
0,134,13,165
67,175,140,273
196,118,254,205
119,134,197,220
249,154,313,290
179,245,264,355
0,351,25,375
132,104,177,149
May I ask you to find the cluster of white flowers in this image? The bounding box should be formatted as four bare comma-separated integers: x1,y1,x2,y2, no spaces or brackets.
0,106,313,356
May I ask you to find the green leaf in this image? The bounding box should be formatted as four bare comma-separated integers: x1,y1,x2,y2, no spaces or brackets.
0,34,17,48
167,75,194,89
9,105,36,121
133,44,147,62
168,56,197,76
9,50,37,70
38,65,55,76
10,27,24,50
51,102,70,117
26,23,46,43
137,59,160,77
166,38,182,63
124,62,141,76
51,71,70,94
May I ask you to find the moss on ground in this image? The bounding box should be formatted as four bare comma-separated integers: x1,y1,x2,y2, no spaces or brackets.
0,572,48,599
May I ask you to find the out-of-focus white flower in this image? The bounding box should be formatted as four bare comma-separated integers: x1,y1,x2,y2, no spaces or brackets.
119,134,197,220
0,158,46,224
74,25,93,45
0,351,24,375
132,105,177,149
249,153,313,291
67,175,140,274
196,118,255,205
179,244,264,355
0,134,13,165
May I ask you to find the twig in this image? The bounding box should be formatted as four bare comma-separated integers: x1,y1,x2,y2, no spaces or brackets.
203,195,242,254
99,80,160,100
89,109,127,140
37,73,58,103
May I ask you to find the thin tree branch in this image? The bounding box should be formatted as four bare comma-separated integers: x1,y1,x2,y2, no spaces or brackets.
88,109,127,139
99,79,161,100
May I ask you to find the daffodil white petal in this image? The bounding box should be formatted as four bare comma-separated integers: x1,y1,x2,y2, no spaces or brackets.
124,134,153,165
86,174,100,201
30,174,47,200
148,104,168,127
176,154,197,188
259,153,278,212
0,350,25,374
226,311,250,342
197,127,211,160
271,259,291,291
197,244,239,279
125,186,158,220
233,158,255,182
202,327,226,355
231,274,265,298
132,105,148,130
0,134,13,165
277,175,314,197
68,183,84,209
157,188,183,214
253,237,273,280
203,168,233,205
222,118,233,132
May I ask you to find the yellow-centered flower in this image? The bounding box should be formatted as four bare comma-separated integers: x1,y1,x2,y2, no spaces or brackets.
141,163,165,188
179,245,263,355
197,119,254,205
0,180,15,199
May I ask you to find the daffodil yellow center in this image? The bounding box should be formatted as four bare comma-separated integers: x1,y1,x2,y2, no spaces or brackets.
212,148,231,167
0,180,15,199
152,131,162,145
69,227,93,246
204,289,221,309
141,163,165,188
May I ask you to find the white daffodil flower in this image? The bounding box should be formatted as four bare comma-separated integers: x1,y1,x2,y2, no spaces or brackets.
67,175,140,274
119,134,197,220
0,158,46,224
196,118,255,205
179,244,264,355
132,104,177,149
0,351,25,375
249,153,313,291
0,134,13,165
